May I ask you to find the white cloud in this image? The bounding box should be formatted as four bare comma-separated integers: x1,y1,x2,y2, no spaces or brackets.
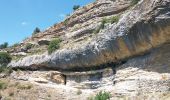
21,22,28,26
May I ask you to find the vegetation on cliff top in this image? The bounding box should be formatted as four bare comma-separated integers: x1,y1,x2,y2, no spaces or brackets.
32,27,41,35
0,42,8,49
73,5,80,11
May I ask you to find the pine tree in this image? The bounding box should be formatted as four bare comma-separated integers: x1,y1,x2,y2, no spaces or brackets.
32,27,41,35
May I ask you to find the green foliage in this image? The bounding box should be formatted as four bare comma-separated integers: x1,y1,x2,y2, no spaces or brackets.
17,84,33,90
131,0,140,5
0,81,8,90
48,38,62,54
101,18,107,29
89,91,111,100
0,66,12,74
25,43,33,50
12,43,19,48
93,27,101,34
93,16,119,34
73,5,80,11
32,27,41,35
0,42,8,49
63,19,69,26
93,18,107,34
0,52,12,66
110,16,119,24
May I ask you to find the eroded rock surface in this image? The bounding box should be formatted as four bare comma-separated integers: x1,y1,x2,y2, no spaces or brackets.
3,0,170,99
9,0,170,71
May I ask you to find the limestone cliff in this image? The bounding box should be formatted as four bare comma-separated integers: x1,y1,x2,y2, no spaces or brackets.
9,0,170,71
2,0,170,99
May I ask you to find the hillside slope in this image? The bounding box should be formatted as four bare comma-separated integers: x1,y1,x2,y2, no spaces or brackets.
9,0,170,71
0,0,170,99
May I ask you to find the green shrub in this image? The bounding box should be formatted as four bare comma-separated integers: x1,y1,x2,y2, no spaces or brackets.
93,27,101,34
25,43,33,50
93,18,107,34
0,52,12,66
89,91,111,100
110,16,119,24
93,16,119,34
17,84,33,90
73,5,80,11
12,43,19,47
0,42,8,49
63,19,69,26
32,27,41,35
48,38,62,54
131,0,140,5
0,66,12,74
101,18,107,29
0,81,8,90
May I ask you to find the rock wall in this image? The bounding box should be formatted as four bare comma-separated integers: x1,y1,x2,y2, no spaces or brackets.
114,43,170,95
8,43,170,95
65,68,115,89
9,0,170,71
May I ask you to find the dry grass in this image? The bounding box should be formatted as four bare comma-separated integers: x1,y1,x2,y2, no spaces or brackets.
17,83,33,90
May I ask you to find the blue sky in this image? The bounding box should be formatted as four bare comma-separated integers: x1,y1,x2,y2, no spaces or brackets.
0,0,94,45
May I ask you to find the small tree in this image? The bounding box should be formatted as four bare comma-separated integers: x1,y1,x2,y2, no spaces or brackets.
32,27,41,35
73,5,80,11
0,52,12,66
0,42,8,49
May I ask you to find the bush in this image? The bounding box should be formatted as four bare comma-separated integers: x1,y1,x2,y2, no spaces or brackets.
0,42,8,49
0,52,12,66
93,16,119,34
0,66,12,74
73,5,80,11
101,18,107,29
12,43,19,47
17,83,33,90
48,38,62,54
89,91,111,100
131,0,140,5
63,19,69,26
32,27,41,35
0,81,8,90
110,16,119,24
93,27,101,34
93,18,107,34
25,43,33,50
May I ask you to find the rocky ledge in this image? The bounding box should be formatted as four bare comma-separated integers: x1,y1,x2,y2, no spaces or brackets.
3,0,170,98
9,0,170,71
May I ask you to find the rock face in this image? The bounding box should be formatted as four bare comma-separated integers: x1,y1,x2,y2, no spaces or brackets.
65,68,115,89
114,43,170,95
9,0,170,71
6,0,170,97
